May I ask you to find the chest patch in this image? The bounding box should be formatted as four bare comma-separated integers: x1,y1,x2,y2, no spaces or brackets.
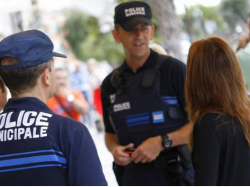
152,111,165,123
114,102,131,112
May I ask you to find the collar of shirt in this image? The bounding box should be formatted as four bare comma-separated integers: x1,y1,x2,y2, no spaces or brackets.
121,49,158,74
4,97,50,111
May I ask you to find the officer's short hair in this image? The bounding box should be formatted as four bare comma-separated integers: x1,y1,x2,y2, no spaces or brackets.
0,57,52,95
0,30,67,95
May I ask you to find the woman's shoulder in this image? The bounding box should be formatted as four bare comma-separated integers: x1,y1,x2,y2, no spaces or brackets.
199,112,232,123
196,113,238,132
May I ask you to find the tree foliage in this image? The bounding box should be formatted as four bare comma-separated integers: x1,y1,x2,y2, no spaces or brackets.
181,5,225,42
62,0,250,64
62,9,124,64
63,10,90,60
152,0,183,60
219,0,249,32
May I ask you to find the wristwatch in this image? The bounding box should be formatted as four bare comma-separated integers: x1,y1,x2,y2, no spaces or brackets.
161,134,172,149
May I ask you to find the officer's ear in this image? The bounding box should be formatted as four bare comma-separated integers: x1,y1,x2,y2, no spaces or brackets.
41,67,51,87
112,26,121,44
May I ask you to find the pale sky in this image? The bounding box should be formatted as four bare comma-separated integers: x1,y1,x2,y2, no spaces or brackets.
0,0,222,15
174,0,222,14
0,0,223,35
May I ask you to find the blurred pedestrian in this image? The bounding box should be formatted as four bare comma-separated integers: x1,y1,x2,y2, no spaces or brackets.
236,13,250,94
149,42,168,55
47,67,89,122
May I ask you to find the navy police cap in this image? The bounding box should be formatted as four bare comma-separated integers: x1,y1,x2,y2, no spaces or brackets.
0,30,66,70
114,1,152,32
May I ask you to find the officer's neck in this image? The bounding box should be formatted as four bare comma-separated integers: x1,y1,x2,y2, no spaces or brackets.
11,85,47,104
125,50,150,73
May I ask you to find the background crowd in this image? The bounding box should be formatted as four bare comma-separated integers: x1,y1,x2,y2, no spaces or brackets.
1,0,250,185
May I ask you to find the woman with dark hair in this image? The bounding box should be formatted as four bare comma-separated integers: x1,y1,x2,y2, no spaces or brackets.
185,37,250,185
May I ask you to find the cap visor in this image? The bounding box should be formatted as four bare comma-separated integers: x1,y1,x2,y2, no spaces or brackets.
53,52,67,58
120,17,152,32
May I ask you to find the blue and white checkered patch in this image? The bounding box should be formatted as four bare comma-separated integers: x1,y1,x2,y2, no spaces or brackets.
152,111,165,124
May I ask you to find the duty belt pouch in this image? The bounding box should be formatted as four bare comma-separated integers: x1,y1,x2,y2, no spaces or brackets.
165,145,194,186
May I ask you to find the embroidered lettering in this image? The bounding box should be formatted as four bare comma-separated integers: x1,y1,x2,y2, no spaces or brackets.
114,102,131,112
124,7,145,17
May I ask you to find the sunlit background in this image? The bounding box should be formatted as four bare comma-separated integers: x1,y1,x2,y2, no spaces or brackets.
1,0,250,185
2,0,250,64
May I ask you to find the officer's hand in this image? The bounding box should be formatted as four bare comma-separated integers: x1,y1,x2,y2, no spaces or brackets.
236,35,250,51
131,136,164,164
112,143,134,166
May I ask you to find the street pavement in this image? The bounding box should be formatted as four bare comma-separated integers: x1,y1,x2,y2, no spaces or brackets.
88,126,118,186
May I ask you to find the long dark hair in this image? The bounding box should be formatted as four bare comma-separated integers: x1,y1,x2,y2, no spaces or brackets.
185,37,250,146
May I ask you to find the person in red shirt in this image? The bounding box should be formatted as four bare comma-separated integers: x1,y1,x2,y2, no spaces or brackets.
47,68,89,122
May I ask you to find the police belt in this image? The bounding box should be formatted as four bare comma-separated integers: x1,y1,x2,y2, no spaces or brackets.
126,148,181,169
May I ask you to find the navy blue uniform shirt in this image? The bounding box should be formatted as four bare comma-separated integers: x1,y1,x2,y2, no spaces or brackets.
0,97,107,186
102,49,188,135
101,50,190,186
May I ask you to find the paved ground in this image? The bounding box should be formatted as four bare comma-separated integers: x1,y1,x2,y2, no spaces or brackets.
88,126,118,186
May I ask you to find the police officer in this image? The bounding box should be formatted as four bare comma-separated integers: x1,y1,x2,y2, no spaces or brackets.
101,1,193,186
0,30,107,186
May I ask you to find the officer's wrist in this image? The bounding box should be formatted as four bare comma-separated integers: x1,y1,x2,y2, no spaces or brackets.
161,134,173,150
157,136,165,151
167,133,174,146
